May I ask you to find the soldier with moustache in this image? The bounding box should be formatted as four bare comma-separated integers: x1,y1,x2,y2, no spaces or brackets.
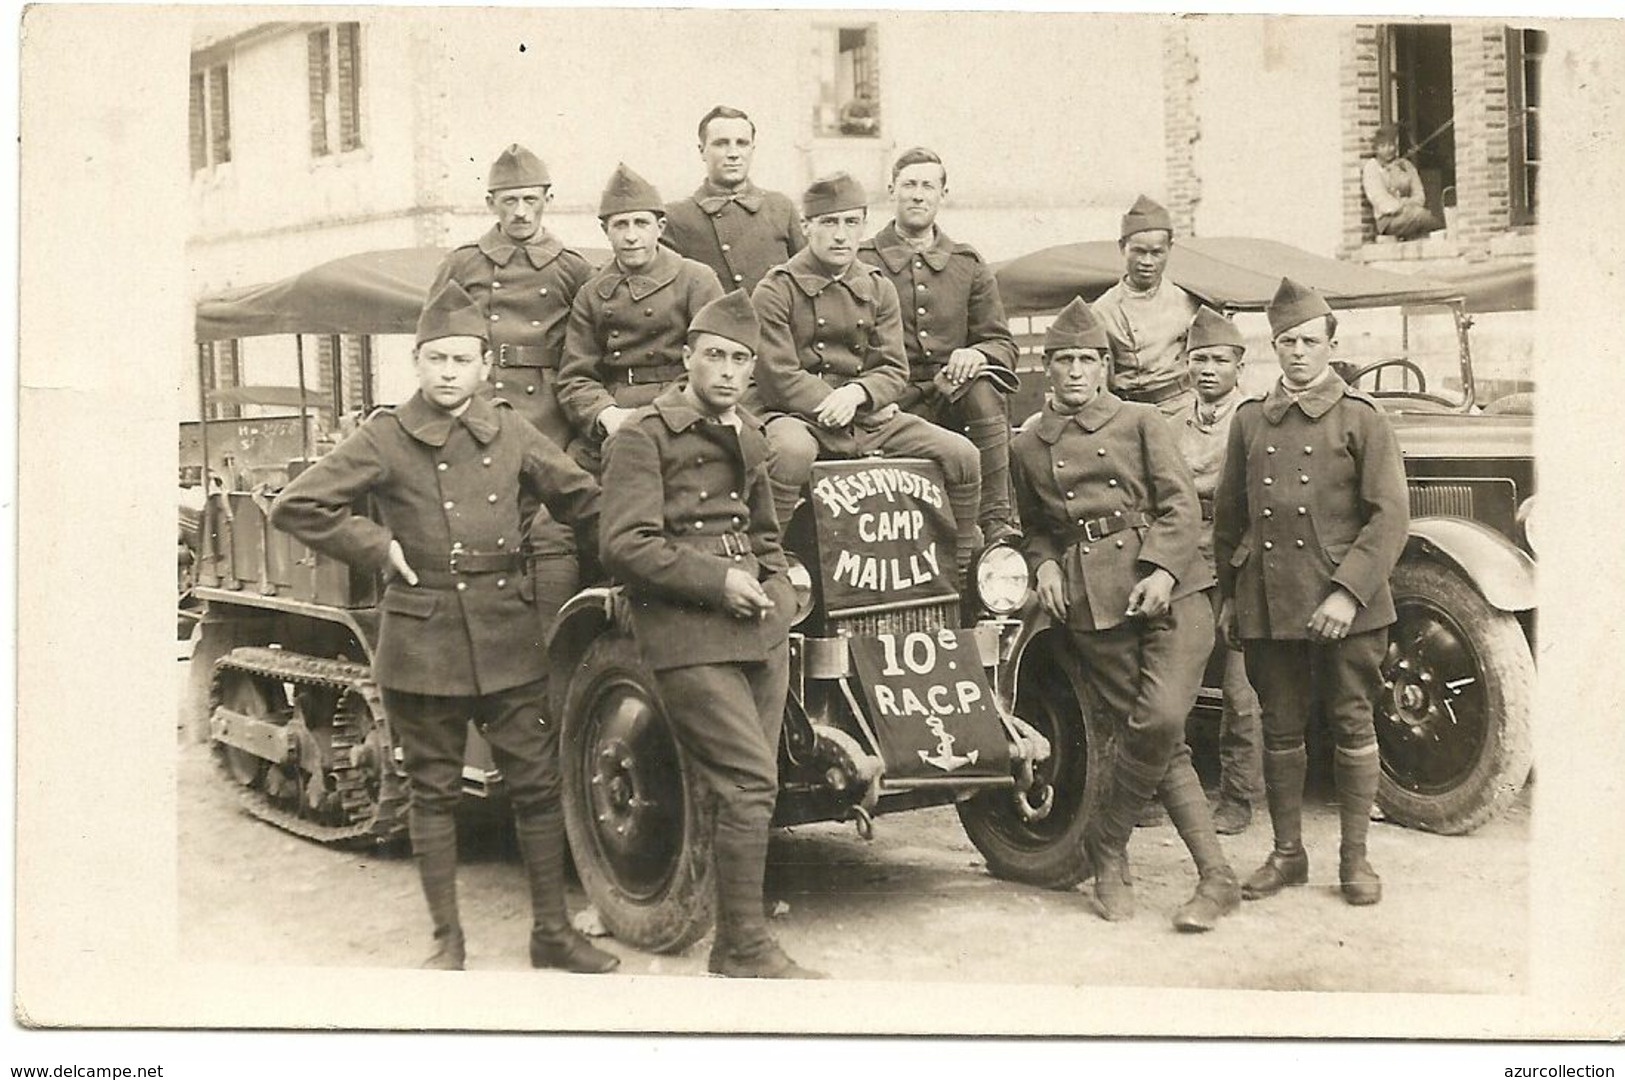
601,290,825,980
1010,297,1241,932
558,164,724,474
1214,279,1409,907
858,147,1022,543
752,172,983,581
662,105,805,295
1092,195,1202,421
428,144,596,639
270,281,619,974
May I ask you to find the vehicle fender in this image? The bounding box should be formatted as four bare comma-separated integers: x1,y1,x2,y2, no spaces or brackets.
999,605,1080,715
1406,516,1535,613
545,587,619,701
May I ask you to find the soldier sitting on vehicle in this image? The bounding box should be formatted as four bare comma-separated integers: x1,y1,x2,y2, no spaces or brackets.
752,172,983,582
1214,278,1410,908
270,280,620,974
558,164,725,475
600,289,825,979
1011,296,1241,932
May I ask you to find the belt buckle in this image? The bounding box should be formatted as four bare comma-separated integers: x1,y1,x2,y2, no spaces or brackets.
497,343,510,368
448,553,461,574
723,532,748,558
625,367,638,386
1083,519,1102,544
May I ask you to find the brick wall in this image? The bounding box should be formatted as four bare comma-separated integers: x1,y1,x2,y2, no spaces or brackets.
1162,20,1200,237
1339,24,1383,255
1450,24,1513,258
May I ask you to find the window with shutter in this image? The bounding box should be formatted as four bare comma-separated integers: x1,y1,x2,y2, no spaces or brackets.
189,71,207,173
308,28,330,157
208,64,231,165
337,23,363,152
309,23,363,159
1507,28,1545,226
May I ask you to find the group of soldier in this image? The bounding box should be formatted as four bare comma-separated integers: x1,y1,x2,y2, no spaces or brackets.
270,104,1410,979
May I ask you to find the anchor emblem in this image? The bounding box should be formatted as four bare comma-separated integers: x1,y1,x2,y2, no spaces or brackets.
918,717,979,773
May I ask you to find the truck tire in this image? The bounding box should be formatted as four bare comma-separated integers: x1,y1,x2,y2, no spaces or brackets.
957,634,1108,889
1375,558,1534,835
560,633,715,954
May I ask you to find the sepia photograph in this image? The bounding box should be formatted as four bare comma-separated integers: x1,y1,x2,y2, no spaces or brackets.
13,1,1625,1050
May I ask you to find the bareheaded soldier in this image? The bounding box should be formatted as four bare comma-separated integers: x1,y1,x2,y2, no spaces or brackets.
270,281,619,974
601,290,825,979
858,147,1022,543
1214,278,1410,907
663,105,805,295
1092,195,1202,420
558,163,724,473
428,144,595,640
1011,297,1240,932
752,171,983,580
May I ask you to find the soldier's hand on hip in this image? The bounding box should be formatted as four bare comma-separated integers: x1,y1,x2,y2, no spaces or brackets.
723,567,776,619
1219,598,1242,650
1126,568,1175,619
1035,560,1068,622
944,347,987,385
816,384,868,429
387,540,420,587
1307,587,1359,643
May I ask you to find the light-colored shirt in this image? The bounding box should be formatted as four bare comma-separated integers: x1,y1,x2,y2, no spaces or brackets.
1092,277,1201,398
1361,157,1425,220
1175,387,1245,569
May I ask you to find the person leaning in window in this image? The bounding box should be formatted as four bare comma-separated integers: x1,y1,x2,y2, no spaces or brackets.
1361,124,1442,241
1011,297,1241,932
270,281,618,974
1214,279,1411,907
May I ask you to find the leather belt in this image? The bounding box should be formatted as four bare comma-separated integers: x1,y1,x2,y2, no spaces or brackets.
1117,376,1191,405
612,362,687,386
1060,509,1154,546
671,530,754,558
495,344,556,370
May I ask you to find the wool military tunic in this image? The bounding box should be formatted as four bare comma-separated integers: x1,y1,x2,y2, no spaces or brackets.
430,226,595,444
270,393,601,696
600,387,796,671
1213,374,1410,640
662,180,805,295
558,246,724,433
1011,392,1213,632
750,248,908,434
857,222,1017,385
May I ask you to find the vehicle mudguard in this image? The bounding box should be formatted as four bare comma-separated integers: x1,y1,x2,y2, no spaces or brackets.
545,587,619,702
1406,516,1535,613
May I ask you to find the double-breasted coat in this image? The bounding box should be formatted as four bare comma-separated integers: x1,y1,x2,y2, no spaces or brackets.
856,222,1017,394
1213,374,1410,639
1011,391,1213,632
558,246,724,436
429,226,594,448
749,248,908,438
599,386,796,671
270,392,601,696
662,180,805,295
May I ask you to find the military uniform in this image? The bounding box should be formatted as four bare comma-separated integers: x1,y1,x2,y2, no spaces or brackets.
430,145,596,643
1213,277,1410,906
558,165,725,473
600,290,821,978
663,179,804,294
1011,296,1238,931
858,221,1020,537
1093,195,1201,419
270,281,618,974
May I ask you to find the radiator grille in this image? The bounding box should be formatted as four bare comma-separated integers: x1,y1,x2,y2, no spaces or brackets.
831,600,957,640
1409,483,1474,519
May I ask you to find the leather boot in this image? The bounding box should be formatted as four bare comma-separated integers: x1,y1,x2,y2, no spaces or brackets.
708,806,826,979
1082,747,1165,922
411,811,465,971
1243,745,1310,901
964,413,1018,543
1335,745,1384,906
1172,869,1241,933
514,807,620,974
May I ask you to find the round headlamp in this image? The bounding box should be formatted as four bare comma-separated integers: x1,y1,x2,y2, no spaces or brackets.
974,542,1031,616
1516,495,1541,557
785,555,816,626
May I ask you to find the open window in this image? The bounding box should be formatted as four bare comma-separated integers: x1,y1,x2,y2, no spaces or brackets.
188,61,232,174
1377,24,1455,224
812,25,881,138
1506,28,1546,225
308,22,365,158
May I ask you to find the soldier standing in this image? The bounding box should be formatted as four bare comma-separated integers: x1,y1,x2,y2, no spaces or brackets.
1010,297,1240,932
429,144,596,639
558,163,724,473
271,281,620,973
663,105,805,295
752,172,983,579
1092,195,1202,420
600,290,825,979
1214,279,1410,907
858,147,1022,543
1176,307,1265,834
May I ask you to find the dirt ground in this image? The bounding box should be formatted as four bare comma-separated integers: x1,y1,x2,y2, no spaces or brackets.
177,648,1529,993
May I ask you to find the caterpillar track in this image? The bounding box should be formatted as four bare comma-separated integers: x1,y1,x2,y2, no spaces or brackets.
209,647,408,847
